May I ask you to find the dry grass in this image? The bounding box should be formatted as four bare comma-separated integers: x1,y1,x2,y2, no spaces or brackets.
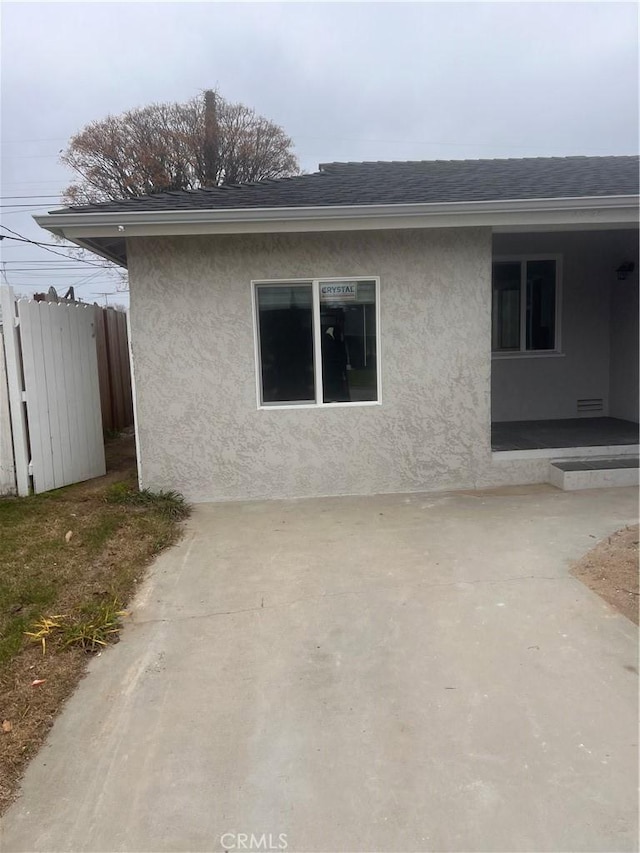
571,524,639,625
0,433,189,814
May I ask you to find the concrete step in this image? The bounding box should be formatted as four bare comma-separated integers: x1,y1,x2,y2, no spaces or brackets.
548,456,639,491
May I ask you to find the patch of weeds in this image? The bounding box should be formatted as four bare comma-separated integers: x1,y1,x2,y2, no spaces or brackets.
104,428,122,440
152,533,173,551
24,615,66,655
81,515,123,556
104,481,131,503
24,599,127,655
61,599,127,653
0,580,57,667
1,433,189,816
105,482,190,521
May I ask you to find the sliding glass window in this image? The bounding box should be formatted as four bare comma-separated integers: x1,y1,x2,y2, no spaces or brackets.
255,284,315,404
254,278,380,407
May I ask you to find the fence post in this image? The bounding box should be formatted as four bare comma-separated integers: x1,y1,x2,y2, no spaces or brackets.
94,304,113,433
0,330,16,494
0,285,31,496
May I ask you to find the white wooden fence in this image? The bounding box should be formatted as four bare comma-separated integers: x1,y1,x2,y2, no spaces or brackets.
0,285,106,496
0,328,15,495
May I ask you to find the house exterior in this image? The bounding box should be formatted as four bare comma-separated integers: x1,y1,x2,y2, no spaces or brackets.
35,156,639,502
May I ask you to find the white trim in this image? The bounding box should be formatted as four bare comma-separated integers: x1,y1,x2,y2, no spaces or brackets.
311,279,322,404
492,444,639,461
492,254,562,354
36,194,640,225
251,276,381,410
492,351,566,360
35,195,639,241
252,279,315,408
375,278,382,405
126,307,143,491
250,279,263,409
258,401,383,411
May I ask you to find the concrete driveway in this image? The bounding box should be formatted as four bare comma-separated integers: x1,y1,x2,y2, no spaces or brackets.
1,485,638,853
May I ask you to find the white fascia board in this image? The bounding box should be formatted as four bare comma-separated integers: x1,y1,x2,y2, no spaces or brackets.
34,195,639,239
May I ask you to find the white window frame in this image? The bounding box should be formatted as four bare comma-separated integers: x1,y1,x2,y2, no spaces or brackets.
491,254,563,359
251,276,382,410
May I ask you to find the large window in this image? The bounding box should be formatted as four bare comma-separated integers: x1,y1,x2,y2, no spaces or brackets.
492,256,560,354
254,278,380,407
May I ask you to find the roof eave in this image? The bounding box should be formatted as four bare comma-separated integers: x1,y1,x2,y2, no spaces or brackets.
34,196,639,266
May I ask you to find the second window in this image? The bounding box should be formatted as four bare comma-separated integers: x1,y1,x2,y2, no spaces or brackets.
492,257,559,353
254,278,380,407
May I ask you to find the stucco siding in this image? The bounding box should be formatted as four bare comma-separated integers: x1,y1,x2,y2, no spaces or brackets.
127,229,494,502
610,272,639,423
491,231,619,422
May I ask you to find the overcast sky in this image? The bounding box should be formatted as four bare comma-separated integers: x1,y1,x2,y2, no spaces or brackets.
1,1,638,304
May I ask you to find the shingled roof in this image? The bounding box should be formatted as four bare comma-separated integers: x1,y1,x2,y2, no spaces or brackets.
51,155,639,215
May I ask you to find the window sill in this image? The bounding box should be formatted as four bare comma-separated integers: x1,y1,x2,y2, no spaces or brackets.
258,400,382,411
492,350,565,360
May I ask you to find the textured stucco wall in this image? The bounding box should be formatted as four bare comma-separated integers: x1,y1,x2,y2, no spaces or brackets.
491,230,622,422
609,272,639,423
127,228,497,502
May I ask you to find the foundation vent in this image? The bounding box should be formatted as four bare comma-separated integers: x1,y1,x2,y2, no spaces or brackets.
577,398,604,413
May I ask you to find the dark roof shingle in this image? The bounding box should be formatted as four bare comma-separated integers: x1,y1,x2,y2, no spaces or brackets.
51,155,639,215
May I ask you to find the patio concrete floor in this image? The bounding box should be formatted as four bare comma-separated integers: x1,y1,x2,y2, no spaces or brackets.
1,485,638,853
491,417,639,452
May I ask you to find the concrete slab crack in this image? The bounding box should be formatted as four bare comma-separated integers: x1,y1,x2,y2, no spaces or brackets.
129,572,567,627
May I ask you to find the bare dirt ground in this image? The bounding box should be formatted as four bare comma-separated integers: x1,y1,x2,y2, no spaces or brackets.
571,524,639,625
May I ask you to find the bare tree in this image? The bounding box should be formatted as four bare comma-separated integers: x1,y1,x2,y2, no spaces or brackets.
61,91,299,204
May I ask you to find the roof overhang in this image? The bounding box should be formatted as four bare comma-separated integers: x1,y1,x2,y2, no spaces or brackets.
34,195,639,269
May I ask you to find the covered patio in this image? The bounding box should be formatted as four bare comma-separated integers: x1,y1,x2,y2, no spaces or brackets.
491,227,638,456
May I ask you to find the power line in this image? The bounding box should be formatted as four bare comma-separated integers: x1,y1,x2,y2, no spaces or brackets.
3,267,120,274
0,131,626,154
8,271,114,293
6,276,119,282
0,202,62,208
0,195,62,200
0,230,80,249
93,291,119,306
1,267,124,274
2,264,107,272
1,180,69,186
0,227,110,267
1,244,59,248
1,258,103,263
71,272,104,288
2,208,62,216
1,259,96,263
1,137,67,145
3,278,116,283
6,154,61,160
